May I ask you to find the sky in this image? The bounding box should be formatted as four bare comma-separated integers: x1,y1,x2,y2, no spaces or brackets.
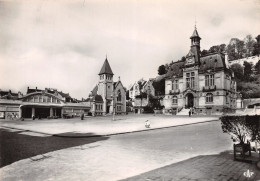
0,0,260,99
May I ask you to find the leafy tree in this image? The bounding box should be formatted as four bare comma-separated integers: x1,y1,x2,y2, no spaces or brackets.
158,65,166,75
227,38,245,60
252,41,260,56
135,80,147,110
152,78,165,96
208,44,226,53
148,95,163,110
181,56,186,61
230,63,244,81
243,61,253,80
221,115,260,145
255,60,260,74
244,35,256,57
221,116,249,144
201,49,208,56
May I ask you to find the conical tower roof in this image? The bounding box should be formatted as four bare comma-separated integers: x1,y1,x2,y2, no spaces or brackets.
190,27,201,39
98,57,114,75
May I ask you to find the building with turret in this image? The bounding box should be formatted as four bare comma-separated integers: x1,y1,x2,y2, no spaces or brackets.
164,26,237,115
87,57,126,116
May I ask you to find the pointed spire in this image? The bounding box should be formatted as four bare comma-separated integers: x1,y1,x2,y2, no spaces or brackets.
195,16,197,29
98,56,114,75
190,27,200,39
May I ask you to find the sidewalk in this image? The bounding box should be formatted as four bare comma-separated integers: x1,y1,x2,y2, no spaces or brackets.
0,114,219,137
121,151,260,181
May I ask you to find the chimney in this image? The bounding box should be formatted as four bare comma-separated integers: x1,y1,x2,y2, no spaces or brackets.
224,52,230,68
36,87,37,90
225,53,228,62
27,86,29,90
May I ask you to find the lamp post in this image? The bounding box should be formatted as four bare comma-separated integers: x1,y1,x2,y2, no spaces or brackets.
111,93,117,121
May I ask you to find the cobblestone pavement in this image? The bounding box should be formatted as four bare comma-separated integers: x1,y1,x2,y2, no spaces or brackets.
122,151,260,181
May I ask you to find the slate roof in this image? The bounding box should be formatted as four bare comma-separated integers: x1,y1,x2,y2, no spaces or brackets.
166,61,185,78
190,27,201,39
90,85,98,96
199,53,226,73
0,90,19,99
58,91,71,98
99,58,114,75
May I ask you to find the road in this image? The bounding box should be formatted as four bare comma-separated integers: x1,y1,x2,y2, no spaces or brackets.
0,121,233,181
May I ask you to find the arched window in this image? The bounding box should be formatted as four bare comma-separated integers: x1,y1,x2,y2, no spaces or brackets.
172,96,178,104
117,90,121,102
206,93,213,102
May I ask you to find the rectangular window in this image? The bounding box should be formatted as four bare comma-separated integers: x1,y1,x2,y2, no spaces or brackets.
205,75,209,86
172,80,179,90
186,72,195,89
205,74,214,86
191,77,195,88
172,97,178,104
186,78,191,88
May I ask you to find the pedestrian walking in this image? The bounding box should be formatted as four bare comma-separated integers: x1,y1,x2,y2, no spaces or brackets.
189,110,191,117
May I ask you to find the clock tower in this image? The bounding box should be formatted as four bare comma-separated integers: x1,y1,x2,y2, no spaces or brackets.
185,25,201,66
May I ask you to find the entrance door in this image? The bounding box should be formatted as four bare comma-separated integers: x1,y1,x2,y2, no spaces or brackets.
22,107,32,118
206,107,212,115
186,93,194,108
106,106,110,113
35,108,50,118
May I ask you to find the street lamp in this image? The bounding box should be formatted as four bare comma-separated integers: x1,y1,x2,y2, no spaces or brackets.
111,93,117,121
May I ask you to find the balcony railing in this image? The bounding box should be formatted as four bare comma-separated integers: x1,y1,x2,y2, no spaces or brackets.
169,89,180,95
202,85,216,92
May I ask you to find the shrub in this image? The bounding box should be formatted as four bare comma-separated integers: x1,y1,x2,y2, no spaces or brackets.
220,115,260,144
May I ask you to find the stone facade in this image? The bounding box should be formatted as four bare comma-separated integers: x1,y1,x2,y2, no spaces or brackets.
129,78,156,114
87,57,126,116
164,27,237,115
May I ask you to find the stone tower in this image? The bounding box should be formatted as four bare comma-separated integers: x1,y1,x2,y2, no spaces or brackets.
98,57,114,114
189,26,201,64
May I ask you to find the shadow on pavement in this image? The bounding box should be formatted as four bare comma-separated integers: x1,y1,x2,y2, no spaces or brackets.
54,132,103,137
121,150,260,181
0,129,109,168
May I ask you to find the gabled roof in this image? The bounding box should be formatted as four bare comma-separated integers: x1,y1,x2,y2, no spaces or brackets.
98,58,114,75
90,85,98,96
114,81,126,92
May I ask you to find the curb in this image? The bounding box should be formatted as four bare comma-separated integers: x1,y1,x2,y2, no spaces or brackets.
1,119,219,138
0,126,53,136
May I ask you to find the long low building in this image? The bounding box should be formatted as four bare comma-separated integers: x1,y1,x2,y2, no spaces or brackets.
0,87,90,119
